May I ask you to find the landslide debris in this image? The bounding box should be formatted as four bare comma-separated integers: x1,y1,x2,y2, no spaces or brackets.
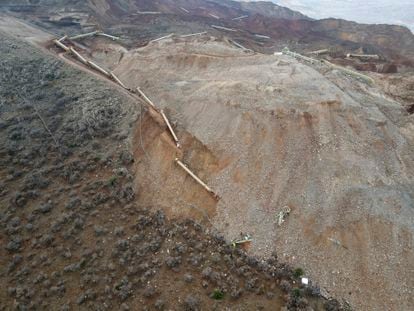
0,33,342,310
1,0,413,73
94,36,414,311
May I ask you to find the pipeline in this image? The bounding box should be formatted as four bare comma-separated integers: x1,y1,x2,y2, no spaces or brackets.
230,39,251,52
70,31,98,41
175,158,218,199
209,13,220,19
346,53,380,60
87,60,111,77
136,11,161,15
322,59,375,85
160,110,180,148
97,32,120,41
69,47,88,65
232,15,248,21
281,47,374,85
282,47,319,64
211,25,237,32
53,39,69,52
150,33,174,43
180,32,208,38
254,34,270,39
136,87,157,109
51,36,219,206
308,49,329,56
110,71,128,89
58,35,68,42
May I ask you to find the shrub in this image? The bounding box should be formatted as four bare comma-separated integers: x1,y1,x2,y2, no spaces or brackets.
293,267,304,278
211,289,225,300
292,288,302,299
108,176,117,186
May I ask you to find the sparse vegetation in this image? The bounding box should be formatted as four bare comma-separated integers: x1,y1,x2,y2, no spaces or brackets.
292,288,302,299
108,175,118,186
0,10,360,310
293,267,305,278
211,289,225,300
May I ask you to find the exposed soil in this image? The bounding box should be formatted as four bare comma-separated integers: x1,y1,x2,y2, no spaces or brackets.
1,2,413,310
0,25,342,311
2,0,414,73
80,35,413,311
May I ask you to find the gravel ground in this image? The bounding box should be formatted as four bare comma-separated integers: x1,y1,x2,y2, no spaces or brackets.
0,32,343,310
99,37,414,310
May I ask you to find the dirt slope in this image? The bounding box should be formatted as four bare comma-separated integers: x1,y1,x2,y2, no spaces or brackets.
1,6,413,310
84,36,414,310
2,0,414,72
0,21,343,311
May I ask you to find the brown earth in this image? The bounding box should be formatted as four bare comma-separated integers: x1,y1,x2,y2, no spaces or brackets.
2,0,414,73
0,19,340,311
1,2,414,310
77,35,414,310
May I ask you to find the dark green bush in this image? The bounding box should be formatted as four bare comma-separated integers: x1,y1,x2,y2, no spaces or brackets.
293,267,304,278
211,289,224,300
292,288,302,299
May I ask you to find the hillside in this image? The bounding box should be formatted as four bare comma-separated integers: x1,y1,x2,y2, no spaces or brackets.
0,26,341,310
0,1,413,310
90,33,413,311
1,0,413,72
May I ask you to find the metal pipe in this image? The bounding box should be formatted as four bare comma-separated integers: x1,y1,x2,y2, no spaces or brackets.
322,60,375,85
136,11,161,15
282,47,319,64
136,87,156,108
160,110,180,148
53,39,70,52
150,33,174,43
69,31,98,41
58,35,68,42
110,71,128,89
211,25,237,32
282,48,374,84
232,15,248,21
97,32,120,41
308,49,329,55
230,39,249,51
346,53,380,60
175,158,216,196
180,31,207,38
254,34,270,39
69,47,88,65
87,60,111,77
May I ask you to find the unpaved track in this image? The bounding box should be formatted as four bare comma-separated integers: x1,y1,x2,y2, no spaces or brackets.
55,52,164,124
0,14,162,124
0,13,54,43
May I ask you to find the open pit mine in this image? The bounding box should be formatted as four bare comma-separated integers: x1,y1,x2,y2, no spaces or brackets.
0,1,413,310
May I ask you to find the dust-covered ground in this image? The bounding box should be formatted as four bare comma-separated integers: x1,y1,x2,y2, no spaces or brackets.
0,10,413,310
86,36,414,311
0,31,343,310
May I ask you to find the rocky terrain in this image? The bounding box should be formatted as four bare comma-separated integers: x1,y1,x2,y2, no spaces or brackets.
0,31,343,310
93,35,413,311
2,0,414,72
0,0,413,310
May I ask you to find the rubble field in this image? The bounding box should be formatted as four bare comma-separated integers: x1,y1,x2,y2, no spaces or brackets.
0,30,344,310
